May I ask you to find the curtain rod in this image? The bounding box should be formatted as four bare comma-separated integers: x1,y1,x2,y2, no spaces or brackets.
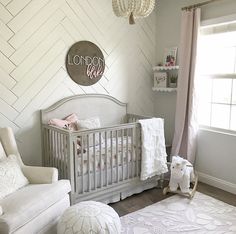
182,0,223,11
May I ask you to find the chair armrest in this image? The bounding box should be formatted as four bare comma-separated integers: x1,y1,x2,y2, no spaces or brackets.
21,166,58,184
0,206,3,216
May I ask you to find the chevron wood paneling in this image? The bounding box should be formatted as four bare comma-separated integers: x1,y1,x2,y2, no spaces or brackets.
0,0,156,165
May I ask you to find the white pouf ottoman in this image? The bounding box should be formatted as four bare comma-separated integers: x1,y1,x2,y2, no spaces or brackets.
57,201,121,234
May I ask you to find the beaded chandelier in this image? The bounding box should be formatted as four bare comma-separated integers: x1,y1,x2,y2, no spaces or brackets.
112,0,155,25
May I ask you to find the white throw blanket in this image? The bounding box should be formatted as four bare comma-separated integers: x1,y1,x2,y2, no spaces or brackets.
138,118,168,180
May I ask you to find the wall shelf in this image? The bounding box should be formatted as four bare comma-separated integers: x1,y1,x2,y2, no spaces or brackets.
152,87,177,92
153,65,179,71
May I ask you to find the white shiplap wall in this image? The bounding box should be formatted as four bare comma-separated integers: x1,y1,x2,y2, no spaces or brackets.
0,0,156,165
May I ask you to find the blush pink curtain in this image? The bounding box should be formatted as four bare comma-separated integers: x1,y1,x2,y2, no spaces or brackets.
171,8,201,164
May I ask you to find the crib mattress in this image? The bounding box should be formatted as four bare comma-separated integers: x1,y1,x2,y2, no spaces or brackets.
77,136,137,175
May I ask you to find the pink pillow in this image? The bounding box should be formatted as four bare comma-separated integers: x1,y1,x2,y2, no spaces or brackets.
48,119,69,129
65,113,78,130
48,113,78,130
65,113,78,123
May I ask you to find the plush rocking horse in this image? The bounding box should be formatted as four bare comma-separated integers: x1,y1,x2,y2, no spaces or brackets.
163,156,198,199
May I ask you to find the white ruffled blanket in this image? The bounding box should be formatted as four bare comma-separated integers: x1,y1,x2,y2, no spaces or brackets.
138,118,168,180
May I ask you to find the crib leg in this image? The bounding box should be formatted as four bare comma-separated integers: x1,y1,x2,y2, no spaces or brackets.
158,173,165,189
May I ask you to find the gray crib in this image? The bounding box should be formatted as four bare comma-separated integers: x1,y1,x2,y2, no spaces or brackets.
41,94,159,205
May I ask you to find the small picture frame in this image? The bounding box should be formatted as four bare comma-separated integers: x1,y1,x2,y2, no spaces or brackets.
163,47,177,66
154,72,167,88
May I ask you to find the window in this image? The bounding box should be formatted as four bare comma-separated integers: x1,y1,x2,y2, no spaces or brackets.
197,21,236,132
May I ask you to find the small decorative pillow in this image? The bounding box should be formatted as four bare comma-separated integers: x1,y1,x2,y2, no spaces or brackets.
48,113,78,131
77,117,103,147
0,155,29,199
64,113,78,131
76,117,102,130
48,119,70,129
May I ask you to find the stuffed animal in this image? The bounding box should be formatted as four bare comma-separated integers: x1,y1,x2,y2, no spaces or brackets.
169,156,195,194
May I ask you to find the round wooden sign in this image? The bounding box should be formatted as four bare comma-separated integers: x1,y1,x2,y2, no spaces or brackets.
66,41,105,86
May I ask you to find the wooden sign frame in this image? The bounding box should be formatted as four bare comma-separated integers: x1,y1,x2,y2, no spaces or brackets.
66,41,105,86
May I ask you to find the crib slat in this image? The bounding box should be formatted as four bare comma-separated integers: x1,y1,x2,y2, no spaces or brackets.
136,128,139,177
43,129,46,166
54,131,58,169
116,130,119,183
57,133,60,178
73,138,78,193
126,128,129,179
63,135,67,178
110,130,113,184
58,133,63,179
49,130,53,167
56,132,59,169
55,132,59,175
105,131,108,186
93,133,96,190
52,131,55,167
63,134,67,179
68,136,75,196
81,136,84,194
131,128,135,178
47,129,50,167
121,129,124,181
44,129,48,167
99,132,102,188
87,135,90,192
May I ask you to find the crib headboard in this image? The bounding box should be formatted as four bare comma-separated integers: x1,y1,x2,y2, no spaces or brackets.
41,94,127,127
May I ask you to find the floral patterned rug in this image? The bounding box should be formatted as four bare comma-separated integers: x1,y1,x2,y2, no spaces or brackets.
120,192,236,233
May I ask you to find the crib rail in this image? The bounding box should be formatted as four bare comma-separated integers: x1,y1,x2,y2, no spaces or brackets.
42,121,141,203
127,113,152,122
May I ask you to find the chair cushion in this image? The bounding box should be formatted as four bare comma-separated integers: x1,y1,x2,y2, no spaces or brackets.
0,180,71,233
0,155,29,199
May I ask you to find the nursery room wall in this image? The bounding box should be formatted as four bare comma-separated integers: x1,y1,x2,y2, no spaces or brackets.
155,0,236,193
0,0,157,165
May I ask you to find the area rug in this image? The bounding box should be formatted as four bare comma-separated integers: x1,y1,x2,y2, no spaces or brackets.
120,192,236,233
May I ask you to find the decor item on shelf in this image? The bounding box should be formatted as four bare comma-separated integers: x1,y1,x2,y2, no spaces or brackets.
163,47,178,66
57,201,121,234
66,41,105,86
112,0,155,25
154,71,167,88
169,75,178,88
152,66,179,92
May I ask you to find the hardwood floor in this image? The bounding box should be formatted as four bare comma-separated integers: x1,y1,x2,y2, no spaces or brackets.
110,182,236,217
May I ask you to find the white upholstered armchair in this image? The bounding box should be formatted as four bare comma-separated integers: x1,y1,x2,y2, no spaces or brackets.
0,127,71,234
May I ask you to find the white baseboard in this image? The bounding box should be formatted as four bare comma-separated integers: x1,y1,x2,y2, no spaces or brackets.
197,171,236,195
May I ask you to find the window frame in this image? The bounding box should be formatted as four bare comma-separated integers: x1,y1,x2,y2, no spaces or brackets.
198,16,236,134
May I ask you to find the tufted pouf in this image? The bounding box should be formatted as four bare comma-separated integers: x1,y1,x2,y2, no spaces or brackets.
57,201,121,234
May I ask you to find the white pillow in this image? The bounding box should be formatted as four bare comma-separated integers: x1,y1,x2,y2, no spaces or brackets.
77,117,103,147
0,155,29,199
77,117,101,130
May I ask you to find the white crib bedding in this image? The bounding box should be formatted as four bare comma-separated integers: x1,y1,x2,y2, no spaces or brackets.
77,163,138,194
77,136,137,175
